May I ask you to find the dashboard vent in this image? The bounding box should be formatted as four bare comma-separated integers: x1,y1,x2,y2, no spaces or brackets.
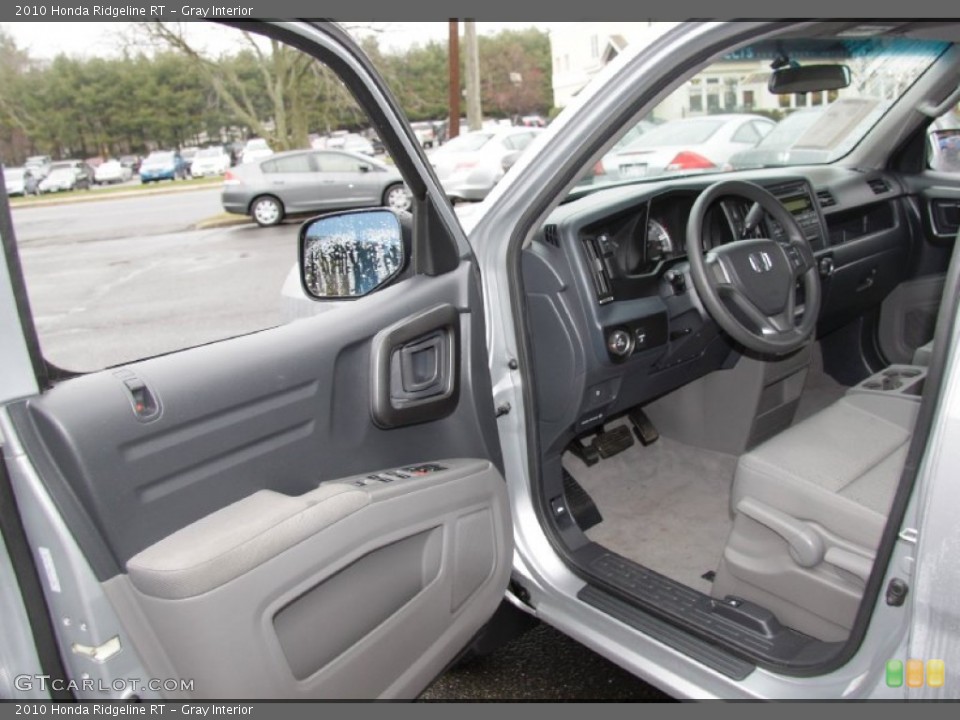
868,177,891,195
581,237,614,305
816,189,837,208
542,224,560,248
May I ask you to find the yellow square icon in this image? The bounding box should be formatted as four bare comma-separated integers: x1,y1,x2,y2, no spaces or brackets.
906,659,924,688
927,659,945,688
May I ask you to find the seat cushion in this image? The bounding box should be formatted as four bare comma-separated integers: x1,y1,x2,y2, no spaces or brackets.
732,392,917,550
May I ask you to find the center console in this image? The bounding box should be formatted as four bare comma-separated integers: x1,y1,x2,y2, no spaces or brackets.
848,364,926,400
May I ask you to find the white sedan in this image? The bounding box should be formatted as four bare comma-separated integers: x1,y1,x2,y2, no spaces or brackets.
613,113,776,179
94,159,133,185
191,147,232,177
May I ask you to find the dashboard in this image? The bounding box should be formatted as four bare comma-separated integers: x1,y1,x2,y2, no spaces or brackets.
522,166,910,457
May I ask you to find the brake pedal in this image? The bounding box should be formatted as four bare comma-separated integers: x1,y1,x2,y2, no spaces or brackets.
593,425,634,459
628,408,660,446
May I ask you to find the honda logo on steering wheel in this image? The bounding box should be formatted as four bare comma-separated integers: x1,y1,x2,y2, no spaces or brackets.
748,251,774,273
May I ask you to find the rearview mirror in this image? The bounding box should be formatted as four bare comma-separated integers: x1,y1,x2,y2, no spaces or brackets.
768,64,851,95
299,209,404,300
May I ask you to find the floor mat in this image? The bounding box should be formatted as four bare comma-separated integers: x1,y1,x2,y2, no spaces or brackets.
563,426,737,595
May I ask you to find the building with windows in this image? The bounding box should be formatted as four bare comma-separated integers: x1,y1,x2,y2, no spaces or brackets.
550,22,678,109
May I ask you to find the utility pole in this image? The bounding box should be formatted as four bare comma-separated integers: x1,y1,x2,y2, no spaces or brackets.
448,20,460,140
464,20,482,132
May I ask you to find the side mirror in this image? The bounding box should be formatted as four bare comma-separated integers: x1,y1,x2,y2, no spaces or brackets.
768,64,851,95
359,164,371,173
300,209,404,300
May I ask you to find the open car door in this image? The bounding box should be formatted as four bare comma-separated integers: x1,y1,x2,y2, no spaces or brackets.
0,21,511,700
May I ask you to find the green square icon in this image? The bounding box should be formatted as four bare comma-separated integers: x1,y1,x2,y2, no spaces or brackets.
886,659,904,687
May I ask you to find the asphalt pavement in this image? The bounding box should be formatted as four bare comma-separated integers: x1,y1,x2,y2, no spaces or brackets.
12,187,224,246
8,187,670,701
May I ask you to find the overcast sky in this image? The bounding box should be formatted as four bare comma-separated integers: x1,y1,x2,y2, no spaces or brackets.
2,21,547,58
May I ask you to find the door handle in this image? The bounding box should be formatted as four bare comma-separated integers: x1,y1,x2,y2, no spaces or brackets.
856,268,877,292
370,304,460,429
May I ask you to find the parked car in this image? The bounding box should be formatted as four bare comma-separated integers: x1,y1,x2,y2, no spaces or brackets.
180,146,200,174
429,126,543,201
240,138,274,164
94,159,133,185
411,121,438,148
139,151,188,183
24,154,52,179
221,148,410,226
326,133,376,156
119,154,142,175
38,160,93,193
580,119,662,184
3,166,39,196
611,113,776,179
190,146,232,177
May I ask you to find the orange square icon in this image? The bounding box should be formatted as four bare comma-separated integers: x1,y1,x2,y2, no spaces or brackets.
906,658,925,688
927,659,945,688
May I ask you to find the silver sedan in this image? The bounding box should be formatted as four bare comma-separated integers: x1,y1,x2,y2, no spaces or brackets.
221,148,411,227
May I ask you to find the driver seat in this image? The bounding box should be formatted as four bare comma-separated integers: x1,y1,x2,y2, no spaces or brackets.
711,391,918,642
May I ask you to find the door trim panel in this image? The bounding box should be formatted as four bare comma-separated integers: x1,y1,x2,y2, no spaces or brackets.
105,459,511,699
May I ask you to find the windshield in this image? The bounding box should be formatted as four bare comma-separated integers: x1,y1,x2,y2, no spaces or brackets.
579,36,949,192
47,168,74,179
197,147,223,158
246,139,269,149
437,133,493,153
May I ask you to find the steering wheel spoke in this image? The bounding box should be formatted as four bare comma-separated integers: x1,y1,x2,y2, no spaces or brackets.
719,285,795,338
785,241,816,280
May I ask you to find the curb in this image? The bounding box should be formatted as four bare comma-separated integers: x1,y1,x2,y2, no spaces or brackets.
9,180,222,211
192,214,252,230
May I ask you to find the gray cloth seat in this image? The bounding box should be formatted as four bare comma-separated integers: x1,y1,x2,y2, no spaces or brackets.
913,339,934,366
712,391,918,641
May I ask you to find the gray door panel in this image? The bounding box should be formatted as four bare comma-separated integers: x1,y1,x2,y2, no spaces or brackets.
7,264,501,576
5,261,508,699
877,175,959,363
878,272,946,364
106,459,510,699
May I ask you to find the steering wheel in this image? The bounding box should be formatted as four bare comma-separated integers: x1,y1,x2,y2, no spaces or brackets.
685,180,821,355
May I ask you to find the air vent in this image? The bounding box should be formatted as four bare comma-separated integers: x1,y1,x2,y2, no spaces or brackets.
816,189,837,208
581,237,614,305
867,177,891,195
542,224,560,248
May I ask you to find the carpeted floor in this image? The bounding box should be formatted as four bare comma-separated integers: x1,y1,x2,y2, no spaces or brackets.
563,425,738,594
561,344,851,596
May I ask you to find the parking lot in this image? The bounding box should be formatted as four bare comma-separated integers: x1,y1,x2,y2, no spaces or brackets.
9,186,667,701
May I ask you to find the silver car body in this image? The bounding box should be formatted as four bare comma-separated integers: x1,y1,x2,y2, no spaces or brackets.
430,127,543,201
222,148,405,218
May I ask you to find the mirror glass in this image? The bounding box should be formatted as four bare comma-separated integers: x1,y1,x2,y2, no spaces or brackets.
768,64,852,95
301,210,403,299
